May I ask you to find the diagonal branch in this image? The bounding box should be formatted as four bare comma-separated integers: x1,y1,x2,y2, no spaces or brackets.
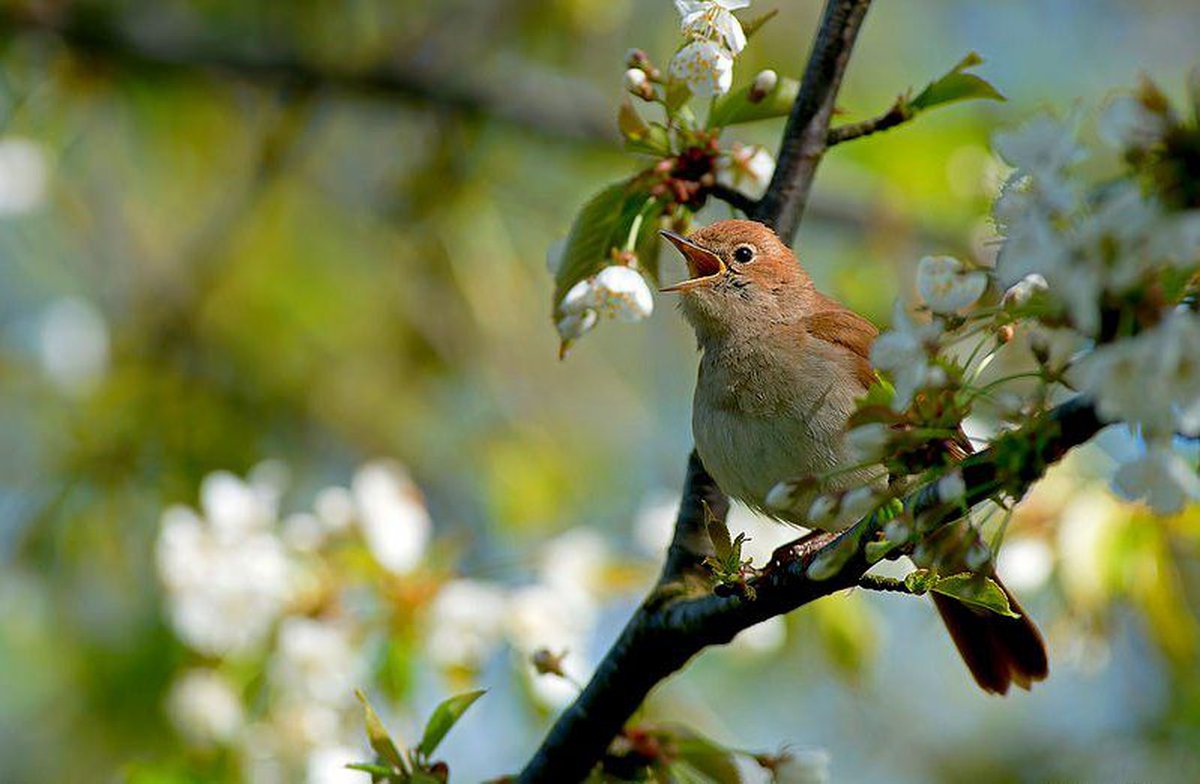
518,398,1103,782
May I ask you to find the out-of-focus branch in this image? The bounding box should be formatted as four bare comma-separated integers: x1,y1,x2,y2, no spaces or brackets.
0,4,613,143
828,96,913,145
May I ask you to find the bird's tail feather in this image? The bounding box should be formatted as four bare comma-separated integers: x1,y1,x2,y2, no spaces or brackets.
931,577,1048,695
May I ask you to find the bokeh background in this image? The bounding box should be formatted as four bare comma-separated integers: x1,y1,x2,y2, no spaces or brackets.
2,1,1200,782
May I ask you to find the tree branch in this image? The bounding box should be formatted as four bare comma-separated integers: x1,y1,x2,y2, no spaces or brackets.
751,0,874,243
706,183,761,217
518,397,1104,782
827,97,913,145
519,2,877,780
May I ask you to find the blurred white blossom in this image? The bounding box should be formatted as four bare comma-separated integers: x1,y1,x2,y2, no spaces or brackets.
870,302,944,410
352,460,432,574
916,255,988,313
426,579,508,671
37,297,110,393
717,143,775,199
730,616,787,655
1098,94,1166,151
272,617,363,708
770,748,831,784
1078,310,1200,436
0,136,48,215
669,39,734,97
156,501,292,656
632,491,680,556
306,745,363,784
167,669,245,746
539,527,610,599
1111,441,1200,515
314,485,356,532
996,536,1054,592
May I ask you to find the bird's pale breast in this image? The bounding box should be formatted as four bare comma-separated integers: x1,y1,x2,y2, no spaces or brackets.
692,334,868,529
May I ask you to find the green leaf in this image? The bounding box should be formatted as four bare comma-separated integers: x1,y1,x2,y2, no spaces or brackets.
346,762,399,777
909,52,1005,113
355,690,408,776
931,573,1020,618
706,506,734,563
708,75,800,127
903,568,938,595
552,181,657,308
418,689,486,757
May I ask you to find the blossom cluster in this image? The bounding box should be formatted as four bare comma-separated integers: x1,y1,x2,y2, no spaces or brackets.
766,84,1200,579
668,1,750,98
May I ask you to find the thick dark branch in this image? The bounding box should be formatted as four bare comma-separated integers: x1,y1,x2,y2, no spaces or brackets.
519,397,1104,782
752,0,873,243
827,98,913,145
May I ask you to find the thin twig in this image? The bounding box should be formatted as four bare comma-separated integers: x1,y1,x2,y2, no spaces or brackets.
827,97,913,145
707,183,761,216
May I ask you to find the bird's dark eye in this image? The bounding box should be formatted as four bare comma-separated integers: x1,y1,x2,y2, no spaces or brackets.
732,245,755,264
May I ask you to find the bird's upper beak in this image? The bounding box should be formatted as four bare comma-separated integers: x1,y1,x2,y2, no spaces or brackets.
659,230,725,293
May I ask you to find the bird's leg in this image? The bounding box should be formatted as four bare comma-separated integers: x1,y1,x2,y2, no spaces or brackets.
766,529,839,570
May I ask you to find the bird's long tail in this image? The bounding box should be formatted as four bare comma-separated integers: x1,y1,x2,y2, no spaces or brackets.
931,577,1048,695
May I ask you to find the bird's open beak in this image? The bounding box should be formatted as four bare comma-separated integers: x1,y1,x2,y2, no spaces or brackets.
659,230,725,293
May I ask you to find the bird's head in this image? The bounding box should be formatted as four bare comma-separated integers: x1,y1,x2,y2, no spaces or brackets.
660,219,812,339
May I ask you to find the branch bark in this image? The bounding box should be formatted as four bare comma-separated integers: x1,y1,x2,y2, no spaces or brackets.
827,97,913,145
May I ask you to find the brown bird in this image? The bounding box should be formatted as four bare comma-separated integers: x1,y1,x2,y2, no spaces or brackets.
661,219,1047,695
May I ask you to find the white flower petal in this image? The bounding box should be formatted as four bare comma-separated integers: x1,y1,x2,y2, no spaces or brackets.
916,255,988,313
669,40,734,98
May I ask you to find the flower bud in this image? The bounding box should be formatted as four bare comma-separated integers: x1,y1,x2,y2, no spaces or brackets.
807,493,839,526
748,69,778,103
625,48,650,69
1002,273,1048,309
996,323,1015,343
624,68,653,100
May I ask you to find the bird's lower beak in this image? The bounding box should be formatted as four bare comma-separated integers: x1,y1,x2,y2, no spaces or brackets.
659,230,725,293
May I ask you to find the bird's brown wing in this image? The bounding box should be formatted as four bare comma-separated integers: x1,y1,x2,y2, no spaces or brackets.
803,302,879,391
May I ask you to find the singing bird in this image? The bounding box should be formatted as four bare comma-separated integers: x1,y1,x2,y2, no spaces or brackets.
660,219,1047,695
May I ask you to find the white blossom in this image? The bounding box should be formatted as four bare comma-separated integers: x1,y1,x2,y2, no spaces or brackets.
916,255,988,313
1078,310,1200,435
314,485,356,532
993,113,1085,182
1098,95,1166,151
717,143,775,199
201,470,276,541
675,1,750,55
556,309,598,344
306,745,363,784
844,423,890,464
996,537,1054,592
37,297,110,393
669,39,734,98
352,460,432,574
0,136,48,215
1111,441,1200,515
869,302,944,410
771,749,831,784
167,669,245,746
156,503,292,656
624,67,648,93
1002,273,1048,308
750,68,778,100
425,579,508,671
593,265,654,321
806,494,839,527
271,617,363,708
540,527,611,600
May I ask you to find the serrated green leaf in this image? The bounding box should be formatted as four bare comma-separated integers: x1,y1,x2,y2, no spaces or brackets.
931,573,1020,618
418,689,486,757
910,52,1005,113
355,690,408,775
708,75,800,127
552,182,657,309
